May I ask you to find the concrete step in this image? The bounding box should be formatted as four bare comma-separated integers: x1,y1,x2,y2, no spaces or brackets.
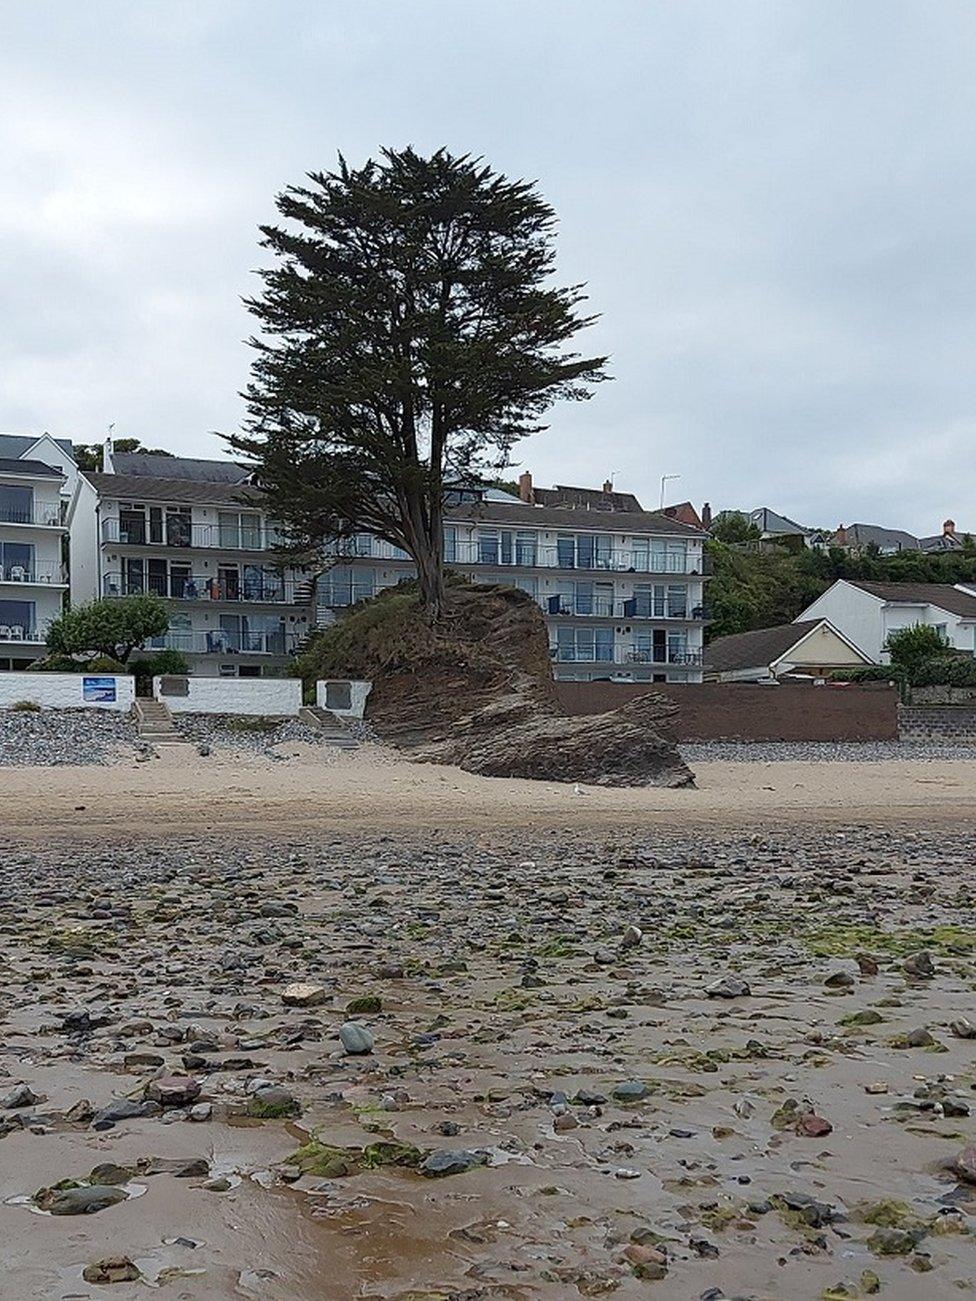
299,705,359,750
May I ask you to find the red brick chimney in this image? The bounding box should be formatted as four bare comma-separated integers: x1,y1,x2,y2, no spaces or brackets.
701,502,712,529
835,525,847,546
944,519,956,537
602,479,613,495
518,471,534,504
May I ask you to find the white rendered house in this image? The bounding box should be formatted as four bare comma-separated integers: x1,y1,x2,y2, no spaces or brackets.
795,579,976,663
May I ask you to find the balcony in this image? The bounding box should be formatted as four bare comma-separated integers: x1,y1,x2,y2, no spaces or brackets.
101,519,278,552
542,596,708,620
0,505,64,528
549,645,703,667
148,630,300,656
0,624,43,645
0,562,67,585
446,540,710,576
102,573,302,605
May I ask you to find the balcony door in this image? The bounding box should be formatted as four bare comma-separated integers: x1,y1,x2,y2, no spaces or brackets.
0,599,35,638
1,541,33,581
0,485,33,525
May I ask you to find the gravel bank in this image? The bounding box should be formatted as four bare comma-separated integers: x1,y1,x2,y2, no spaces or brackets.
0,710,138,766
682,740,976,763
172,712,343,757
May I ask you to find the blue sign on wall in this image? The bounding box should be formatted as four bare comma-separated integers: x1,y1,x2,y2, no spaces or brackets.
82,676,117,703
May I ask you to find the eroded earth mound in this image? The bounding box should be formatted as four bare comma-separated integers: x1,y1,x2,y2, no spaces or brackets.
300,580,692,787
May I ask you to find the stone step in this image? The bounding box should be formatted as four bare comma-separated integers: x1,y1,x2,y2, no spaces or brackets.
299,705,359,750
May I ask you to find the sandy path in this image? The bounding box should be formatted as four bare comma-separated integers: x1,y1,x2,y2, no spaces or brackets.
1,745,975,839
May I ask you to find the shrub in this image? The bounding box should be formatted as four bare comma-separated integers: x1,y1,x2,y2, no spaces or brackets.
10,700,41,712
46,595,169,664
885,624,949,672
911,657,976,688
828,666,907,684
129,650,189,679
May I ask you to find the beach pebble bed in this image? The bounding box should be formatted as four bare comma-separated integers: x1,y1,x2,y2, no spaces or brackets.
682,740,976,763
0,709,138,766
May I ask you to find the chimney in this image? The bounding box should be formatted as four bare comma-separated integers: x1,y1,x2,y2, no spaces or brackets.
518,470,534,504
602,479,613,495
835,525,847,546
944,518,956,536
701,502,712,529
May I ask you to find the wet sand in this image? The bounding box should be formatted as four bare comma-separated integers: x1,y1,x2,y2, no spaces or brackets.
3,752,976,1298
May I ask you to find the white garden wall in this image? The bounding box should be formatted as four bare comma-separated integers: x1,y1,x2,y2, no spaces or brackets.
0,672,135,711
315,679,372,718
153,675,302,716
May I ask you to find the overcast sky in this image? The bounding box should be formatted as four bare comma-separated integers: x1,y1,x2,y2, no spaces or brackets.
1,2,974,532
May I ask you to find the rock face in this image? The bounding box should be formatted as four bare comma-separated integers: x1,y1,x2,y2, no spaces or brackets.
302,583,693,789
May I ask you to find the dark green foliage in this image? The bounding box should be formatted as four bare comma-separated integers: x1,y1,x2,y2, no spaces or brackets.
229,146,608,618
829,666,907,684
73,438,174,472
129,649,189,679
33,653,128,674
706,541,976,642
885,624,948,670
910,657,976,687
710,511,761,544
46,596,169,665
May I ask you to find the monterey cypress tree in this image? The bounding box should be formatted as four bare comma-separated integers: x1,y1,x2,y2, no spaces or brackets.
230,147,608,619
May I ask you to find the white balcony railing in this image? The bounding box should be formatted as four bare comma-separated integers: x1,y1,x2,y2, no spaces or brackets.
147,630,300,656
0,561,67,585
0,505,64,528
101,519,279,551
549,645,704,667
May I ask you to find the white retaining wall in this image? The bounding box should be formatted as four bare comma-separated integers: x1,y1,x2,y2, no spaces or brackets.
153,675,302,716
0,672,135,711
316,679,373,718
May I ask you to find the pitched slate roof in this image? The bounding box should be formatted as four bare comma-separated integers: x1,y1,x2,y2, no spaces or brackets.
446,497,707,537
750,507,814,535
834,523,919,551
705,620,831,674
848,580,976,618
0,457,63,478
533,483,644,512
83,471,262,507
110,452,249,483
0,433,75,461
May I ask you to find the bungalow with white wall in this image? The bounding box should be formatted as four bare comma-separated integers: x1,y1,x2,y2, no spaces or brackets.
705,618,872,682
795,580,976,663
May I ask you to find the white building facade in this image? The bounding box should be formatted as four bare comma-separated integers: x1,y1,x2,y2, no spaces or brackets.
796,579,976,663
68,452,313,677
0,433,76,670
319,492,709,682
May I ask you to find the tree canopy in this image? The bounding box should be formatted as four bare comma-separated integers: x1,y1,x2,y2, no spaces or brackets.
229,146,608,617
46,596,169,665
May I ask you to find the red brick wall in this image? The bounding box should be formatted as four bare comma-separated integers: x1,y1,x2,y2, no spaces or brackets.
554,682,899,742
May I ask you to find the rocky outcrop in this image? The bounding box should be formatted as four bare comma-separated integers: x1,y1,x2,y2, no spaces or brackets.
302,581,693,788
410,689,692,787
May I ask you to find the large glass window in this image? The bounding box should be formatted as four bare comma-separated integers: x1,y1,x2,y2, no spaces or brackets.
0,541,34,580
478,530,500,564
554,626,614,661
0,599,35,637
0,485,33,525
119,506,146,545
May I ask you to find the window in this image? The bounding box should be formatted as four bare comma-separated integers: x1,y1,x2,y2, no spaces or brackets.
319,566,374,609
122,557,144,595
119,506,147,545
554,626,614,661
478,530,500,564
516,532,537,566
0,485,34,525
165,508,192,547
0,541,33,580
556,534,612,570
218,510,262,550
666,584,688,618
443,526,457,564
0,599,35,638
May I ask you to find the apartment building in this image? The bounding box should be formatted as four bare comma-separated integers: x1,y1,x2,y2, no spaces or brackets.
319,474,709,682
67,445,313,676
0,433,76,670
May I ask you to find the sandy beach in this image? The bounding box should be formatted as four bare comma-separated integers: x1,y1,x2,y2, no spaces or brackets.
2,745,976,840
